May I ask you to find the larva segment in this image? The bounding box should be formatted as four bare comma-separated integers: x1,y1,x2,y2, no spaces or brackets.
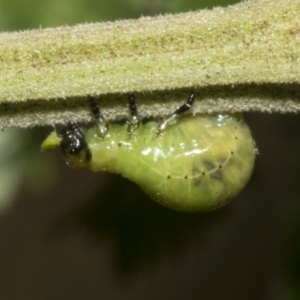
132,114,255,211
83,113,255,212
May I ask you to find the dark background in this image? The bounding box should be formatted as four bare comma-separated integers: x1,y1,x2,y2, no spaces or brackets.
0,0,300,299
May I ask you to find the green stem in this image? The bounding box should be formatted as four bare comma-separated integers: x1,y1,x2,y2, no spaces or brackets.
0,0,299,128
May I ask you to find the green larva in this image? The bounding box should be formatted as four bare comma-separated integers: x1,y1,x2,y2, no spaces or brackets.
41,93,256,212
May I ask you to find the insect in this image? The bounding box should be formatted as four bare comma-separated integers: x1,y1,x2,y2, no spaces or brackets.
41,93,256,212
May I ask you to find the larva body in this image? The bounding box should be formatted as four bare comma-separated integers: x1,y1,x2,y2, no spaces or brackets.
67,113,255,212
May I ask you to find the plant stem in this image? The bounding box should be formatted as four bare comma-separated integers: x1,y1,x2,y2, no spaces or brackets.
0,0,299,128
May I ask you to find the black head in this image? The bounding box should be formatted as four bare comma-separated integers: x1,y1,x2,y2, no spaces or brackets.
60,122,91,169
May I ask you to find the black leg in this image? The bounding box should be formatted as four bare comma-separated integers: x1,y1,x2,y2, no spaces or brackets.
158,92,195,134
127,93,140,135
172,92,195,115
88,96,108,138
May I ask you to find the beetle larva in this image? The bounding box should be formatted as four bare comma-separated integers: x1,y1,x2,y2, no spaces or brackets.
41,93,256,212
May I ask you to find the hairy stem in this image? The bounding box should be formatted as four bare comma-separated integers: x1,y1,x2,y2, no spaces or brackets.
0,0,299,128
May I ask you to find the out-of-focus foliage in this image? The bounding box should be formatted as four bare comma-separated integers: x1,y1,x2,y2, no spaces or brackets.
0,0,238,30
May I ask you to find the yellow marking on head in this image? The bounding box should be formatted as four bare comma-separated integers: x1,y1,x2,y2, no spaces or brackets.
41,131,61,151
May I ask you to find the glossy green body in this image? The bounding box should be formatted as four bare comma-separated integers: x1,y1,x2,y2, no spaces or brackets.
84,113,255,212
